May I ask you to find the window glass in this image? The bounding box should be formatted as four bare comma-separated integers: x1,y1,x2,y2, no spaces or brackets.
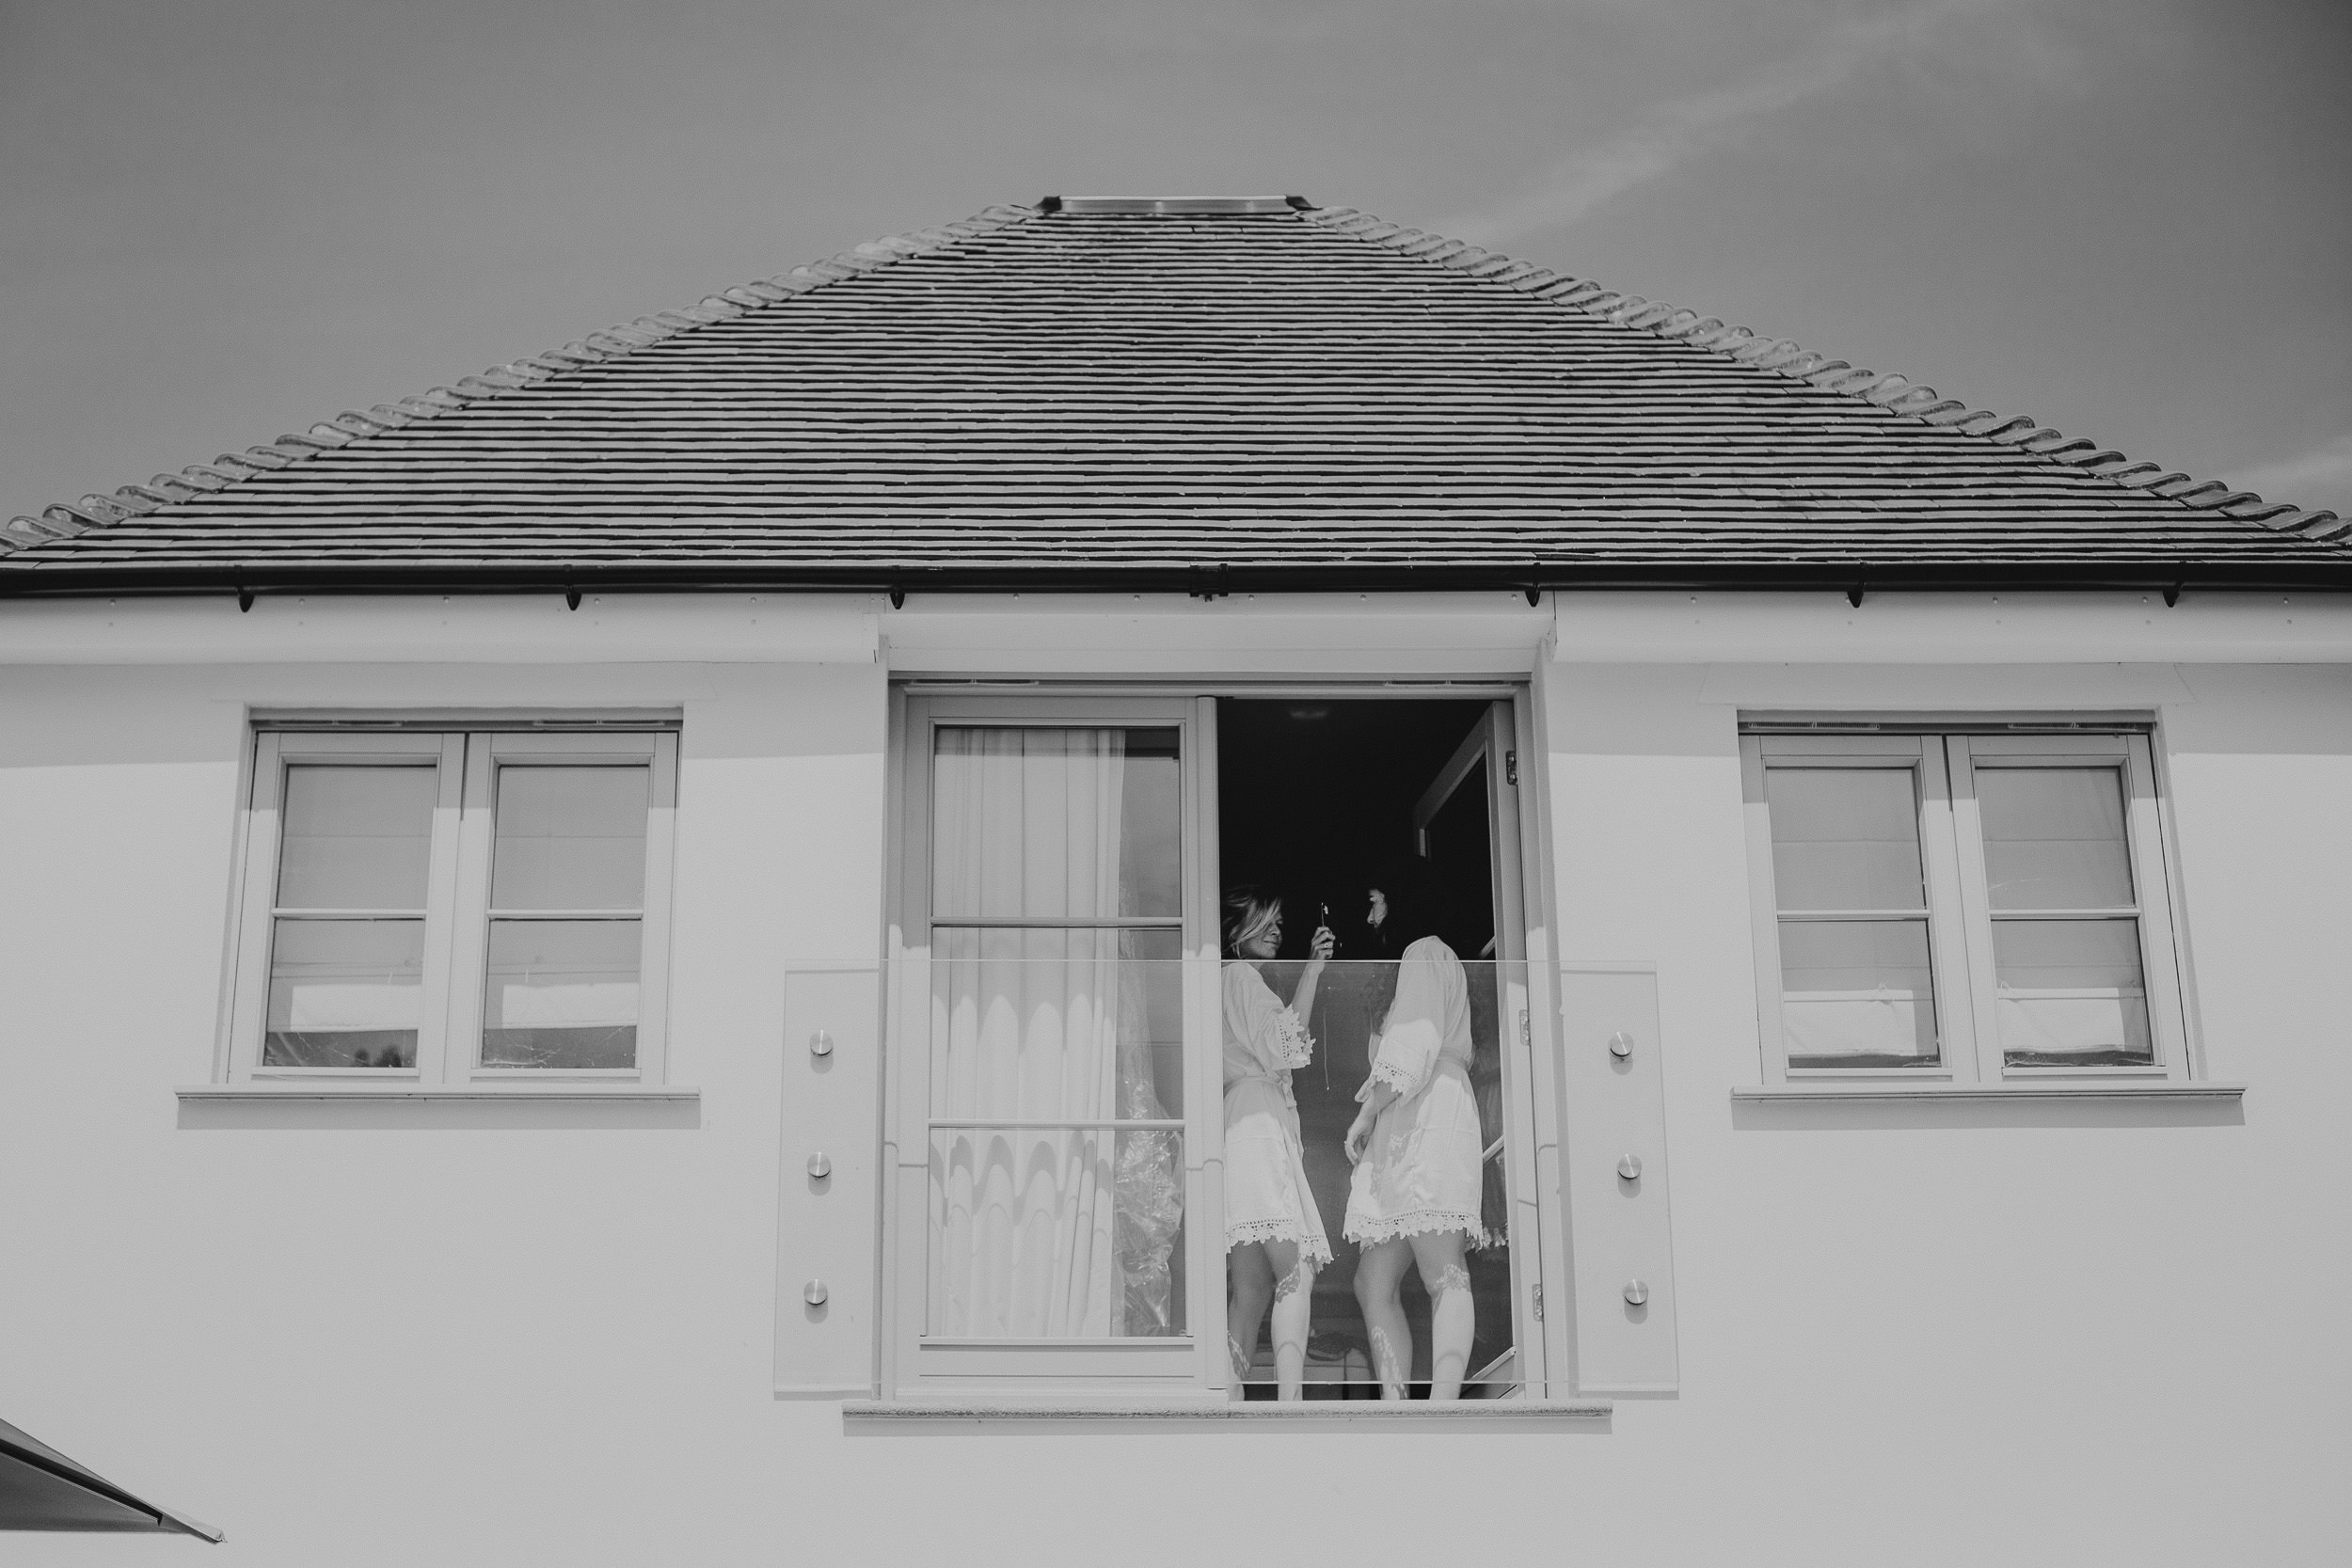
263,917,423,1068
1776,918,1939,1068
1766,767,1926,911
1991,918,2152,1067
490,767,649,911
929,1127,1185,1338
1977,767,2134,910
925,724,1187,1339
1976,766,2151,1067
481,919,642,1069
1766,767,1937,1067
277,765,435,910
931,728,1180,919
928,929,1183,1118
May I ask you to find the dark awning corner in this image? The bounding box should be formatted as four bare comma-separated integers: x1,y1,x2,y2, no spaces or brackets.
1,1417,222,1543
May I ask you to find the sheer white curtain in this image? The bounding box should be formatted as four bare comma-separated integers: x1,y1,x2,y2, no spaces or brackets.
928,729,1163,1338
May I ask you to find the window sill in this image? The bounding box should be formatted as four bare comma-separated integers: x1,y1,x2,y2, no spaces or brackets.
179,1083,698,1103
175,1082,700,1129
840,1399,1611,1429
1733,1081,2242,1104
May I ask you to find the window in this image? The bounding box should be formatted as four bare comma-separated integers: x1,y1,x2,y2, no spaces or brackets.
223,728,677,1085
1740,727,2192,1085
884,693,1549,1401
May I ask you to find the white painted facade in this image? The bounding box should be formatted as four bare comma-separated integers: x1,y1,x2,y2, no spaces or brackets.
4,590,2347,1563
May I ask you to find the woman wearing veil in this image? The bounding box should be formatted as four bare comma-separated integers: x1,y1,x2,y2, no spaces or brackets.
1221,886,1335,1400
1343,861,1483,1400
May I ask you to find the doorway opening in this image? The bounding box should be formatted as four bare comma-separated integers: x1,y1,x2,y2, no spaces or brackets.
1216,697,1519,1397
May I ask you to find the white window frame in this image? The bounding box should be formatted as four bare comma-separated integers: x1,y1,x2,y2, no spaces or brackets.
1740,725,2194,1086
881,686,1558,1402
222,726,679,1086
886,693,1216,1395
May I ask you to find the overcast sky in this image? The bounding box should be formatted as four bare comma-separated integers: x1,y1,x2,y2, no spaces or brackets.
5,0,2347,523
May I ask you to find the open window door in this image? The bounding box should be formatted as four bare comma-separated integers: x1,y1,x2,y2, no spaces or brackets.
1410,703,1546,1394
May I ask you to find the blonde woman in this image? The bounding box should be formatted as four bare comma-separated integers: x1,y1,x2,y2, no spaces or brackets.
1343,866,1483,1400
1221,887,1335,1400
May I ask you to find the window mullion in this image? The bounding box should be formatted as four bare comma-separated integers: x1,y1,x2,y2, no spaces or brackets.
437,734,496,1085
1738,737,1793,1086
1923,736,1990,1085
227,734,288,1082
2124,735,2193,1081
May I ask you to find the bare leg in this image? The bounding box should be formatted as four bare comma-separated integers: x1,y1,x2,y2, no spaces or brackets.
1408,1231,1475,1401
1227,1243,1274,1398
1353,1239,1414,1400
1262,1240,1316,1402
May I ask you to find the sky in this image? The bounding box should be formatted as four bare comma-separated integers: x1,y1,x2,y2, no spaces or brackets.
4,0,2348,522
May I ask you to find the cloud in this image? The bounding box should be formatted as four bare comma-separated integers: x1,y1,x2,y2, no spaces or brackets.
2227,434,2352,513
1439,0,2005,245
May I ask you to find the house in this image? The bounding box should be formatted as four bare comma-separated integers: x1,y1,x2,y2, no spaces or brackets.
4,196,2347,1562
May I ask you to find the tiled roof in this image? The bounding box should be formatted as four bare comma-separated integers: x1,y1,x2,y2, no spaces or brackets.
6,197,2347,597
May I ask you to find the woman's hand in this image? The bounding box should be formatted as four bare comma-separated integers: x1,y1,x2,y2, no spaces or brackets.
1344,1108,1376,1164
1306,927,1336,966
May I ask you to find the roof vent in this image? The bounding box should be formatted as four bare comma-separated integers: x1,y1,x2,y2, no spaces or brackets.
1040,197,1310,215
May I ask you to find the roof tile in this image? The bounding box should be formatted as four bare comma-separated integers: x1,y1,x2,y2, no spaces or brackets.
4,198,2344,590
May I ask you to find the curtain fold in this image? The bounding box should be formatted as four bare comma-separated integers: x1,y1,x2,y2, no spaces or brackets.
927,729,1179,1338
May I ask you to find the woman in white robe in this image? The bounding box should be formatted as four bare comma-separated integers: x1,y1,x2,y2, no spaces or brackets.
1222,887,1334,1400
1343,874,1483,1399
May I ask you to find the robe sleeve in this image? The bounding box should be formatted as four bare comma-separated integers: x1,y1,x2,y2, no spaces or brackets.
1225,962,1313,1070
1363,939,1450,1100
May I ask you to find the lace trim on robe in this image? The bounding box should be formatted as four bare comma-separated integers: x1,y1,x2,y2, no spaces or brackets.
1368,1054,1420,1096
1342,1209,1487,1249
1226,1216,1334,1267
1265,1005,1314,1070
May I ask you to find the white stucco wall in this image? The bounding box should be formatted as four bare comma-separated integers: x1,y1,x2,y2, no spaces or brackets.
3,594,2345,1565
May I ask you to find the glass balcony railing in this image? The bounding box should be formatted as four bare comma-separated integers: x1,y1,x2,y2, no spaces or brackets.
899,952,1530,1396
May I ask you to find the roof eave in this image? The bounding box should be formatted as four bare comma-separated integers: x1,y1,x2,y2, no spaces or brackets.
6,559,2352,604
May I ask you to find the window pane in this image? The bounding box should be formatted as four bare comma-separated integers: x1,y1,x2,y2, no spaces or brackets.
929,1128,1185,1338
490,767,649,911
1978,767,2134,910
263,917,422,1068
929,932,1183,1119
481,918,641,1069
1766,768,1925,911
277,765,435,910
932,728,1180,919
1992,917,2153,1067
1778,918,1938,1067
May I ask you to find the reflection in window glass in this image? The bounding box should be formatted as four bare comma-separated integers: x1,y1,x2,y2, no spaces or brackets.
481,919,640,1069
1992,918,2153,1067
490,767,648,911
263,917,422,1068
1766,768,1925,911
1765,767,1937,1068
479,765,649,1070
1978,767,2134,910
1977,766,2151,1067
1776,919,1939,1068
277,766,436,910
